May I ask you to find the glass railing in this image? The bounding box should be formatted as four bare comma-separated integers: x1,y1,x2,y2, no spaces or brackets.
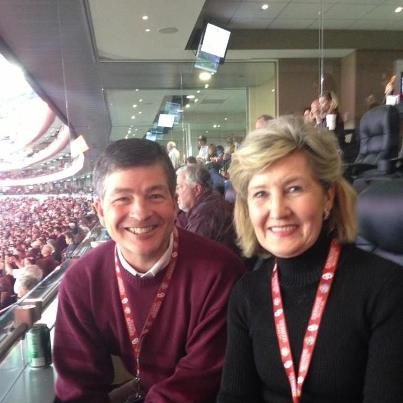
0,223,107,402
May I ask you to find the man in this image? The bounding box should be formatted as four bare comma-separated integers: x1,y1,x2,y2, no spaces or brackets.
53,138,245,403
255,113,273,129
176,164,237,253
166,141,181,170
196,135,209,163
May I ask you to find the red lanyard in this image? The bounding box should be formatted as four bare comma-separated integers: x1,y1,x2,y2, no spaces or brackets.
271,239,341,403
114,228,179,381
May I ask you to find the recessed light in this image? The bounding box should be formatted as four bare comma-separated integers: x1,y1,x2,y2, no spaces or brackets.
204,84,209,89
145,28,151,32
194,98,199,103
139,99,143,102
186,95,195,99
131,115,136,119
133,104,137,108
142,15,149,20
196,90,201,93
199,71,212,81
138,111,142,114
224,117,228,121
135,89,139,92
261,4,269,10
395,6,403,12
185,104,190,108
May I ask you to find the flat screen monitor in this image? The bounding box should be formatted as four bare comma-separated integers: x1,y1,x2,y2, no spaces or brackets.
157,113,175,128
200,23,231,59
194,23,230,74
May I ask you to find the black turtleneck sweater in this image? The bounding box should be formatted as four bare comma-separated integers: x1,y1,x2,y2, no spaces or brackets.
217,235,403,403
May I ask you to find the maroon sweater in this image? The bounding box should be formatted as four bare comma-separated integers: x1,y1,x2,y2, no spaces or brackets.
53,228,245,403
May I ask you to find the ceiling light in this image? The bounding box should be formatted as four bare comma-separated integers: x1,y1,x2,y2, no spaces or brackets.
139,99,143,102
138,111,142,114
131,115,136,119
142,15,149,20
194,98,199,103
132,104,137,108
186,95,195,99
145,28,151,32
204,84,209,89
135,89,139,92
213,124,217,128
224,117,228,121
185,104,190,108
395,6,403,12
199,71,212,81
196,90,201,94
261,4,269,10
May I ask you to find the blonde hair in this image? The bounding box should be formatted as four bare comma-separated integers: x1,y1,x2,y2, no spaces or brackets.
229,115,357,257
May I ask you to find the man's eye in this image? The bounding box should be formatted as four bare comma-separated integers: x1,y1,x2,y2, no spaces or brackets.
149,193,164,200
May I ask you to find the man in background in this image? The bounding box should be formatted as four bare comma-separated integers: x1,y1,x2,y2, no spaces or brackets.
176,164,237,253
166,141,181,170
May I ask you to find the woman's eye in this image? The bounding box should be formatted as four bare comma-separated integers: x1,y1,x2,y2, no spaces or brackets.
287,185,302,193
253,191,267,199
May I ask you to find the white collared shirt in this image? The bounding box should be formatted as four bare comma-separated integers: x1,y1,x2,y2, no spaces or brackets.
116,233,174,278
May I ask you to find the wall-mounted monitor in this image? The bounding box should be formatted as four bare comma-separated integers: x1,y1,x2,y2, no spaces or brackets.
200,23,231,59
157,114,175,128
194,23,231,74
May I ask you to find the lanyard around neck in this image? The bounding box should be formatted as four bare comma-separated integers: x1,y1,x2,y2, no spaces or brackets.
114,228,179,379
271,239,341,403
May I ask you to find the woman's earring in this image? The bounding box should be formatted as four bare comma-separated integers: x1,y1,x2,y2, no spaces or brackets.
323,209,330,220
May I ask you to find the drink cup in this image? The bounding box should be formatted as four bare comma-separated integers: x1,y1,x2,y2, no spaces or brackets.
326,114,337,131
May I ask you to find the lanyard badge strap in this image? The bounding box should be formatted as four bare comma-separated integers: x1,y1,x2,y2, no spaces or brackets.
271,239,341,403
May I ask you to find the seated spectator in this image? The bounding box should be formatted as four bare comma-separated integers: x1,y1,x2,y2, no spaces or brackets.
36,244,59,277
14,264,43,298
62,231,79,260
176,164,238,252
255,114,273,129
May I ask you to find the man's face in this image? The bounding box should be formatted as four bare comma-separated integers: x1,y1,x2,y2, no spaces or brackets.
94,164,177,272
176,171,198,212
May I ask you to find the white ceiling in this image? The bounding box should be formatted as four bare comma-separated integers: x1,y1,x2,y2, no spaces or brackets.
1,0,403,176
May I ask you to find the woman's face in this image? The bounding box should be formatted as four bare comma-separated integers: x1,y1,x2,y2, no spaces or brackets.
247,151,335,258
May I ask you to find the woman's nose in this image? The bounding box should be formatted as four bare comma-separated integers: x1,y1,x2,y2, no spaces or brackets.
269,194,289,219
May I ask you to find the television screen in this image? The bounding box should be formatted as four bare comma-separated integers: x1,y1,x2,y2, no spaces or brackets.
200,23,231,59
194,50,220,74
157,113,175,128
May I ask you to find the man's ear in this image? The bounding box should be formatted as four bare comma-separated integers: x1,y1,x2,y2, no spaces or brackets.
93,199,105,227
194,184,204,198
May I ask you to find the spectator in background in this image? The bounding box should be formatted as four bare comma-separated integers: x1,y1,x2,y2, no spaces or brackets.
62,231,79,260
14,264,42,298
196,135,209,163
36,244,58,277
255,114,273,129
166,141,181,170
176,164,238,253
185,156,197,165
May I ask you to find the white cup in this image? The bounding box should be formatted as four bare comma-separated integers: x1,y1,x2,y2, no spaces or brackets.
326,114,336,131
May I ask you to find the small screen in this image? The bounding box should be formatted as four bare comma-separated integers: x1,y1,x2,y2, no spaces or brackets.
157,114,175,128
194,50,220,74
200,23,231,58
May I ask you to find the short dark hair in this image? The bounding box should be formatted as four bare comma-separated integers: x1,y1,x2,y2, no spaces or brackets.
93,138,176,199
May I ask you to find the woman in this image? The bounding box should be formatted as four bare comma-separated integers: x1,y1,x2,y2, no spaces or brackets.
218,116,403,402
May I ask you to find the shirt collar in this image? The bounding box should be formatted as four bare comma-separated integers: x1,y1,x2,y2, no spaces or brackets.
117,233,174,278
